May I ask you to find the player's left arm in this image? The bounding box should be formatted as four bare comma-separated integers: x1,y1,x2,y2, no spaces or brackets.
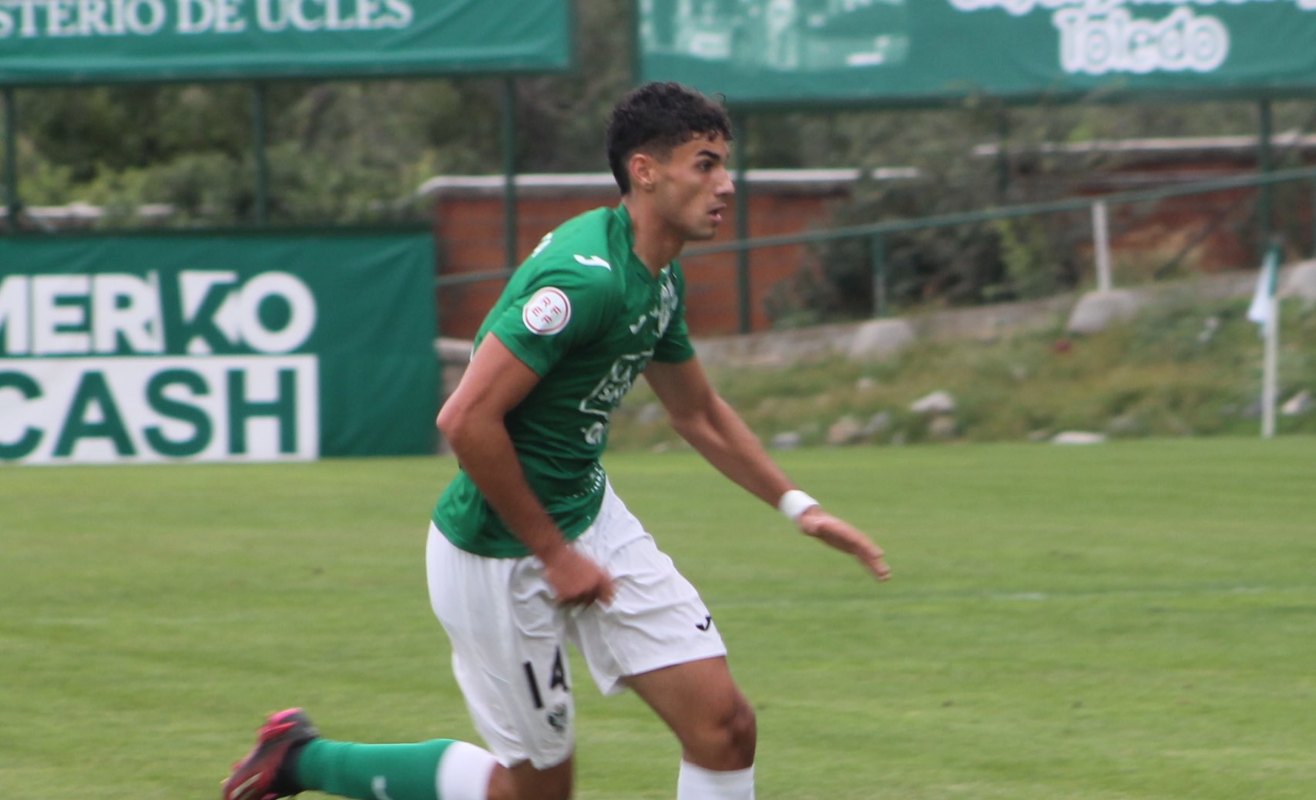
644,357,891,581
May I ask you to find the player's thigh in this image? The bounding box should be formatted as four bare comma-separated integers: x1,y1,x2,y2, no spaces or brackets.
625,655,749,733
426,525,576,770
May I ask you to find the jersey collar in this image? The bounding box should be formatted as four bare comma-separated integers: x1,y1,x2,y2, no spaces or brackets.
613,203,672,281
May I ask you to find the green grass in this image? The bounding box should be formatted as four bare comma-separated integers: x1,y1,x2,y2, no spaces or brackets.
2,440,1315,799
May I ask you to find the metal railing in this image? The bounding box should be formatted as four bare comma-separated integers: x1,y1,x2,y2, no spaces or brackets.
436,165,1316,335
684,164,1316,323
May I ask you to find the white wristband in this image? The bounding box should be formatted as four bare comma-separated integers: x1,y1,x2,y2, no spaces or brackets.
777,489,819,522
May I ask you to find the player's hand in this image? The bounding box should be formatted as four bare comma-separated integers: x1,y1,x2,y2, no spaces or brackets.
540,543,617,606
797,507,892,582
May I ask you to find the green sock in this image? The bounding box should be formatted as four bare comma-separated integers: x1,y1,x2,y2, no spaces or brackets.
295,738,456,800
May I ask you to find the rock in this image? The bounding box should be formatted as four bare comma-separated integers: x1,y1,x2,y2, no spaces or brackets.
826,415,865,446
770,432,802,450
1106,413,1147,437
855,376,879,392
927,415,958,441
1283,260,1316,306
846,319,916,362
1052,431,1108,445
863,411,893,437
1066,289,1144,334
1281,389,1313,416
910,390,956,415
1165,414,1193,436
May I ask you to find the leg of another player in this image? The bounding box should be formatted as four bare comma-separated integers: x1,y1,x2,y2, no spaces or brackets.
625,656,757,800
486,758,573,800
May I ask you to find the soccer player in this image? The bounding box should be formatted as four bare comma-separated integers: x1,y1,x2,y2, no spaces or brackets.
223,81,890,800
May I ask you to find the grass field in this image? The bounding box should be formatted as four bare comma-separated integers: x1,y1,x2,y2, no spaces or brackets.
2,438,1314,800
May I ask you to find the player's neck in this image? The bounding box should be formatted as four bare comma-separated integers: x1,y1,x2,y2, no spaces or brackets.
623,197,683,276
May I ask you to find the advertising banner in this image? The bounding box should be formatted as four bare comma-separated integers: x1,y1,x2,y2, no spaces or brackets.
0,0,571,84
0,232,438,465
637,0,1316,107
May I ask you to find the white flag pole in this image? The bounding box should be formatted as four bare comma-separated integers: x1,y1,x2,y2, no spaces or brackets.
1249,243,1282,439
1261,288,1279,439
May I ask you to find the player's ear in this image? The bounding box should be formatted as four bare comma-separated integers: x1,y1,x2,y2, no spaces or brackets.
629,152,658,193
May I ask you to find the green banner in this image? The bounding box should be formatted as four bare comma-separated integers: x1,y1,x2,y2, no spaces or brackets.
0,231,438,464
638,0,1316,107
0,0,571,85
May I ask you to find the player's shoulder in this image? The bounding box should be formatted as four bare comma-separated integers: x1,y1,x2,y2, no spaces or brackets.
524,207,627,288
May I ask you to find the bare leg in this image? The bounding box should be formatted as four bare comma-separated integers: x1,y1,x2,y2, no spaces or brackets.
624,656,756,770
485,757,574,800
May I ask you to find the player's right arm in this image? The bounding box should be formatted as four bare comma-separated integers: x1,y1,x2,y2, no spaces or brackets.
437,333,615,606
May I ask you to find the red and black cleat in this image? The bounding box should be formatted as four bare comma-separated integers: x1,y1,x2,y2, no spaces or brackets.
222,708,319,800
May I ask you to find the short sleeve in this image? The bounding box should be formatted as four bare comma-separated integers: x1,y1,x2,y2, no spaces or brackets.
482,256,615,376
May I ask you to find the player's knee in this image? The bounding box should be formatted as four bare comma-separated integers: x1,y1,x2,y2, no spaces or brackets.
726,695,757,763
687,693,757,769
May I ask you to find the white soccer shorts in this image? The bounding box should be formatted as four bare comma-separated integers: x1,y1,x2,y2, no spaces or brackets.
425,481,727,769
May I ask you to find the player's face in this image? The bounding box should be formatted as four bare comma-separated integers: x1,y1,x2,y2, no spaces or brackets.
651,133,734,242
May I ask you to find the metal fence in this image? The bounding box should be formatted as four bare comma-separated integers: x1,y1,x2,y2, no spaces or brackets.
434,165,1316,337
683,164,1316,325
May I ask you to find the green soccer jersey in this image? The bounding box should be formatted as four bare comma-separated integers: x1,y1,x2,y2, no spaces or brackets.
432,204,696,557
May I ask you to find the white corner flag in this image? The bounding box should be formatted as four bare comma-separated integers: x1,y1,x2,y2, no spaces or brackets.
1248,244,1282,438
1247,245,1280,330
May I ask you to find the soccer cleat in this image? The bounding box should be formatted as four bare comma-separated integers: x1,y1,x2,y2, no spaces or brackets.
222,708,319,800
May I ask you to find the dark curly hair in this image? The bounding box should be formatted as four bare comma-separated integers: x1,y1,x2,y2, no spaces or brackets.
606,82,733,195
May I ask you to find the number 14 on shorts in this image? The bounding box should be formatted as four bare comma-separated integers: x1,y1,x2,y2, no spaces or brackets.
523,647,571,733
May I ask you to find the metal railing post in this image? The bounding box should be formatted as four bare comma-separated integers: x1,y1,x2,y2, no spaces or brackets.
1257,98,1274,255
4,87,20,231
870,233,887,318
733,110,751,334
1091,199,1113,292
1311,177,1316,258
995,109,1011,201
250,82,270,226
501,78,519,270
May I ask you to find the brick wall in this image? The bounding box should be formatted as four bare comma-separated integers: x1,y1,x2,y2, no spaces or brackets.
427,172,859,338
